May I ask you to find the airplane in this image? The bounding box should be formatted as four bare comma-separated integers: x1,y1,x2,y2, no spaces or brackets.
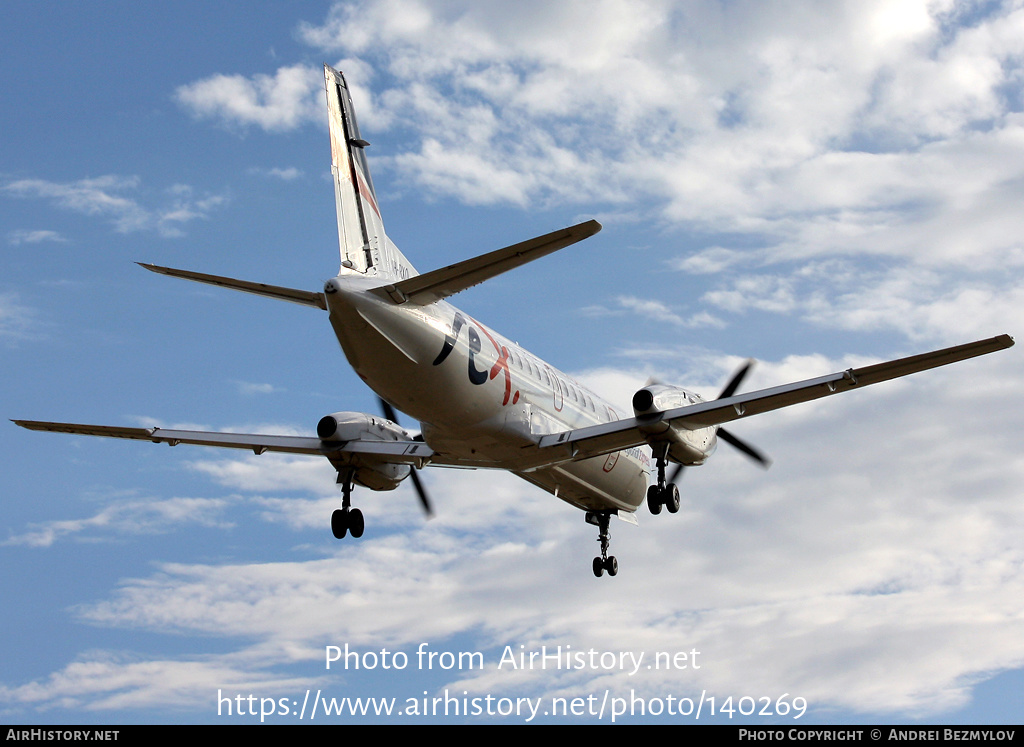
14,65,1015,578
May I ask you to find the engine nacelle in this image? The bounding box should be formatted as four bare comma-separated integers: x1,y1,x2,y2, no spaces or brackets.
632,383,704,415
317,411,413,491
317,411,409,442
631,384,715,466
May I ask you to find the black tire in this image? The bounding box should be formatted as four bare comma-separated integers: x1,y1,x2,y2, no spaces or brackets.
647,485,663,515
665,483,680,513
349,508,365,538
592,557,604,577
606,556,618,576
331,509,348,539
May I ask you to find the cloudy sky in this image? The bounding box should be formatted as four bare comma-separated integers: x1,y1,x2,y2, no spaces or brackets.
3,0,1023,724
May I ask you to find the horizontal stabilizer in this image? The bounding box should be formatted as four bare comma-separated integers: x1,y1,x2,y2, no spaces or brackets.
139,263,327,310
374,219,602,305
537,334,1014,463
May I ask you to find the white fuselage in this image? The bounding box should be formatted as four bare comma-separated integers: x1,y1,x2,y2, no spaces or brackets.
323,269,657,513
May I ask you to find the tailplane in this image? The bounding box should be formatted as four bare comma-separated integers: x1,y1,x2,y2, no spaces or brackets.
325,65,414,280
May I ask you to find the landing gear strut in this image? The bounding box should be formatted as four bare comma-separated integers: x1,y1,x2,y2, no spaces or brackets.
331,469,364,539
586,511,618,577
647,443,681,515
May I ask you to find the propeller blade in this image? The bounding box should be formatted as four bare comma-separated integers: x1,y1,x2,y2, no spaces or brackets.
715,361,772,470
408,466,434,517
379,398,399,424
667,462,685,486
379,397,434,516
717,427,772,469
717,359,754,400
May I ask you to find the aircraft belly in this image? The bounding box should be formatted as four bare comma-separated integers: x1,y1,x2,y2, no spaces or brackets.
517,452,649,513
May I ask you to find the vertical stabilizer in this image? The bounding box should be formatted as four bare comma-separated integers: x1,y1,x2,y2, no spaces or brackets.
325,65,385,275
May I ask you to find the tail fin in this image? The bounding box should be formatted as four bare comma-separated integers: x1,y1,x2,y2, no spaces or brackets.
325,65,389,275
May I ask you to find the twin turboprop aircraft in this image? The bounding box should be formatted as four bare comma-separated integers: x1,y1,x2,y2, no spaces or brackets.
15,65,1015,577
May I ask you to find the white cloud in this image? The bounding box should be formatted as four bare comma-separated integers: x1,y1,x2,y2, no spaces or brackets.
0,292,37,341
1,176,227,237
0,651,320,713
175,64,323,132
248,167,303,181
7,229,67,245
672,247,751,275
189,453,337,495
616,295,725,329
702,275,798,315
250,496,340,531
3,175,149,233
3,496,236,548
692,260,1024,342
580,296,725,332
234,380,282,395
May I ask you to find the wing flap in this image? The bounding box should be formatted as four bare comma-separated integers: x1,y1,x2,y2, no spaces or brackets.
138,263,327,310
537,334,1014,461
373,220,601,305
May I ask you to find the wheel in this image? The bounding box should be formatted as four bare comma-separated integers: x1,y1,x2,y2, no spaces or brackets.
665,483,680,513
349,508,365,538
605,556,618,576
331,509,348,539
593,557,604,577
647,485,663,515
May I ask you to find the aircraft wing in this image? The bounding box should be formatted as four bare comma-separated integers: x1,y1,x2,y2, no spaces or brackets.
12,420,437,465
536,334,1014,463
138,263,327,310
374,220,601,305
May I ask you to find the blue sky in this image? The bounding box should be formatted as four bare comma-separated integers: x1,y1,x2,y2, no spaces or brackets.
3,0,1024,724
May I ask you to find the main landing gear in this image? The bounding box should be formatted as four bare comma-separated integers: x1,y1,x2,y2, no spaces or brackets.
587,511,618,577
332,469,364,539
647,443,681,515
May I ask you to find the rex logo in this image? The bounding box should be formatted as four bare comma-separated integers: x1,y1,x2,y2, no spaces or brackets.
433,311,518,405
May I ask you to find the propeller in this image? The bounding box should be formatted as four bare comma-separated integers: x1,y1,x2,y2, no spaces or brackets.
714,360,772,469
379,398,434,516
643,360,769,480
